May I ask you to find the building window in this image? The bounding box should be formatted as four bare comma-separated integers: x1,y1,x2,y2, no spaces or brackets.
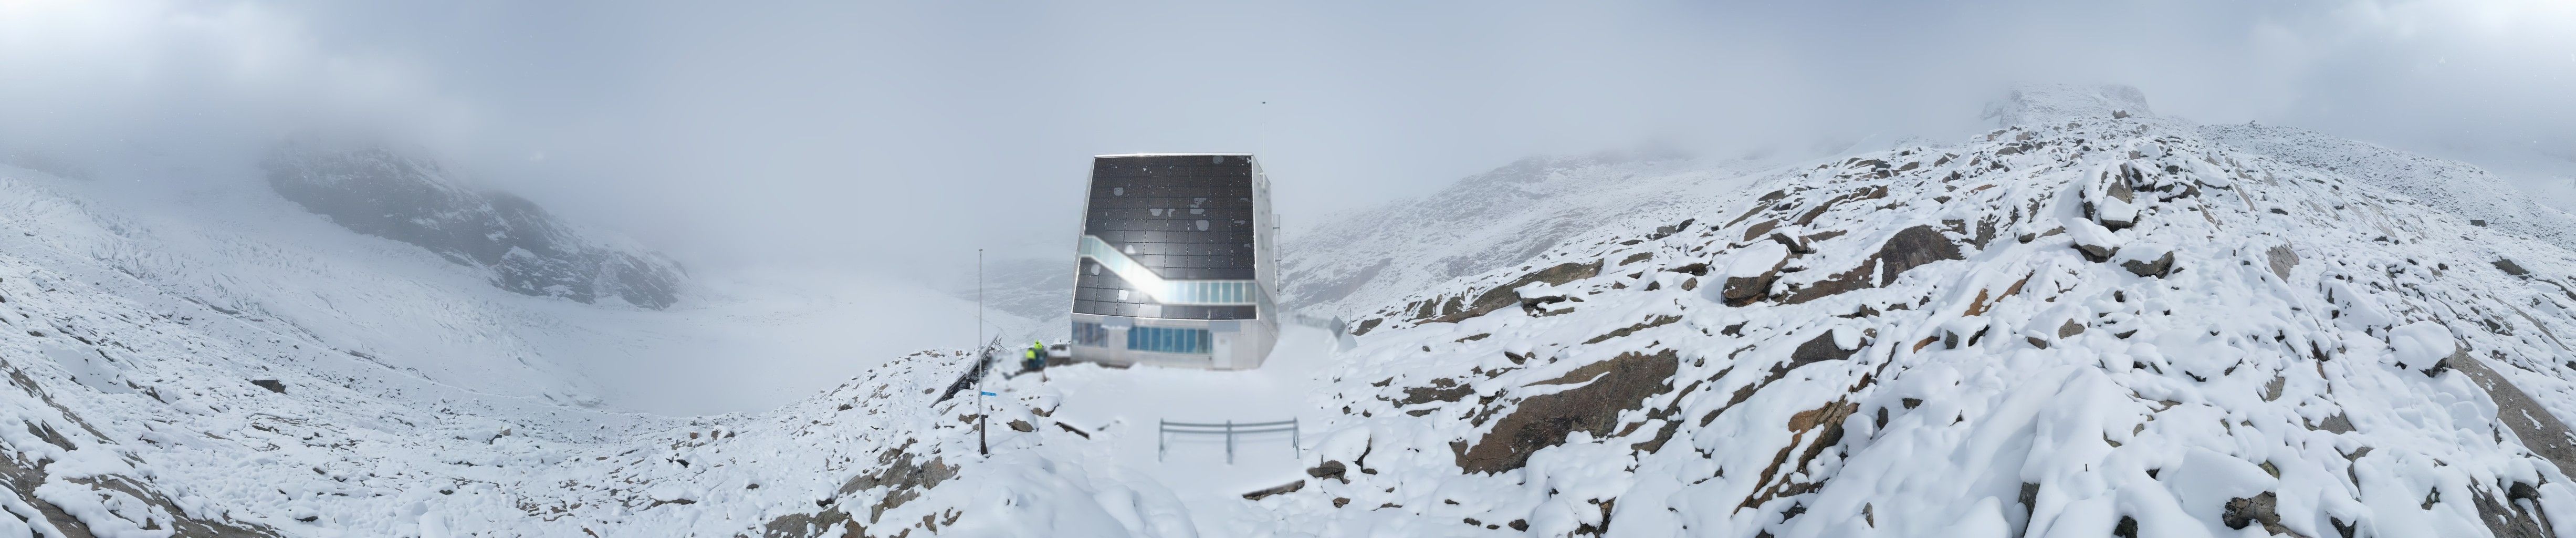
1127,326,1211,354
1072,322,1111,346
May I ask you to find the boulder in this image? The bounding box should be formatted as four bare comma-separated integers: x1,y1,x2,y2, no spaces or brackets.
2121,251,2175,277
1877,225,1964,282
2495,259,2530,277
2265,245,2297,280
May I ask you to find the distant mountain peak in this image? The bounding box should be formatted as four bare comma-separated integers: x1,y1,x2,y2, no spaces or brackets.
1982,82,2155,127
261,142,686,308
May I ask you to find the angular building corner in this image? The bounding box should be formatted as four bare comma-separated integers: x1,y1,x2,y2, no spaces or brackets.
1067,154,1280,370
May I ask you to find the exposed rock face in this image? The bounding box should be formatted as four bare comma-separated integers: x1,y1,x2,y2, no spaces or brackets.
834,443,959,523
1776,225,1959,305
0,371,282,536
2498,258,2532,277
263,144,684,308
1417,260,1602,324
1305,87,2576,537
1455,349,1677,474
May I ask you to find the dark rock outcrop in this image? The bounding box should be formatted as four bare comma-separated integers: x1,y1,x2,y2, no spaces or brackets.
263,143,684,308
1456,349,1677,473
1306,461,1348,483
2122,252,2176,277
2496,259,2531,277
1878,225,1964,278
1423,261,1602,324
1242,480,1306,500
1780,225,1960,304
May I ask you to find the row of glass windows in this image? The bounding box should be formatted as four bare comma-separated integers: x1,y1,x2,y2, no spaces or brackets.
1071,322,1112,347
1127,326,1212,354
1158,280,1258,305
1091,243,1249,258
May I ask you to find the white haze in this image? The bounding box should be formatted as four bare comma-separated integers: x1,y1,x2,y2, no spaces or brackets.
2,0,2573,411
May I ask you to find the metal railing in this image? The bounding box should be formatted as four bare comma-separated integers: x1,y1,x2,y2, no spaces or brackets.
1159,419,1299,464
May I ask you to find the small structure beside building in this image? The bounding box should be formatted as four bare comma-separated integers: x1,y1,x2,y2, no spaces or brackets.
1067,154,1279,370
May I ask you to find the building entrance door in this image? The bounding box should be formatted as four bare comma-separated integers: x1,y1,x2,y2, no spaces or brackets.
1211,333,1235,369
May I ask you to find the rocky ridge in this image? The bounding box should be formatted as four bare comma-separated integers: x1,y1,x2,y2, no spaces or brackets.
261,144,685,309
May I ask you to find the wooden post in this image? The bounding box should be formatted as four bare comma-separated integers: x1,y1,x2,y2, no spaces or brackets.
1225,420,1235,464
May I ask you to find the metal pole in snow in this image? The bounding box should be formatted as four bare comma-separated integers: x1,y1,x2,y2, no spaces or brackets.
978,249,987,457
1226,420,1235,465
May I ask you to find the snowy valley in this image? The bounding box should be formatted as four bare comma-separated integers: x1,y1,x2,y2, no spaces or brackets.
4,85,2576,538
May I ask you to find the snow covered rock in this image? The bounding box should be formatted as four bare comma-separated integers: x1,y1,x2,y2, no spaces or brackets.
1313,92,2576,537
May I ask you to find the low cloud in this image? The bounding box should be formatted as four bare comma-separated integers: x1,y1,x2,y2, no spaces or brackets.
2,0,2570,275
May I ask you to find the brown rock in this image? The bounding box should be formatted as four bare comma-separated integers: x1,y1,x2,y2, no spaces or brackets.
2122,252,2176,277
2222,492,2285,533
1426,261,1604,324
1455,350,1678,473
1306,461,1348,483
1242,480,1305,500
1877,225,1963,284
1779,331,1859,378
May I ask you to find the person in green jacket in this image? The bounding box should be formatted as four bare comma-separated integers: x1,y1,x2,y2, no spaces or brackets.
1021,340,1045,373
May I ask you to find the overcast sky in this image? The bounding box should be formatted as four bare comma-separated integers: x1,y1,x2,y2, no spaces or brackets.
3,0,2572,282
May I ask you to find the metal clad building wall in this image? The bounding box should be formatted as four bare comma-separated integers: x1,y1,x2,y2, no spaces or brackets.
1074,154,1261,320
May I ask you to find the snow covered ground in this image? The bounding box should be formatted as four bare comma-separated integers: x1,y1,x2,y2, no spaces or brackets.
0,163,1020,415
9,84,2576,537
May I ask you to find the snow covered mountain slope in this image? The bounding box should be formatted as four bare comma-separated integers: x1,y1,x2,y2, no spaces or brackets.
615,95,2576,537
1295,107,2576,536
0,185,684,535
0,161,1015,534
388,89,2576,536
1277,151,1788,316
0,157,991,415
15,86,2576,537
262,143,687,309
0,167,603,404
2197,123,2576,253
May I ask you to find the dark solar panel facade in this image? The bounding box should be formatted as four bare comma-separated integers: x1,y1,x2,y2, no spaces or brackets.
1073,154,1262,320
